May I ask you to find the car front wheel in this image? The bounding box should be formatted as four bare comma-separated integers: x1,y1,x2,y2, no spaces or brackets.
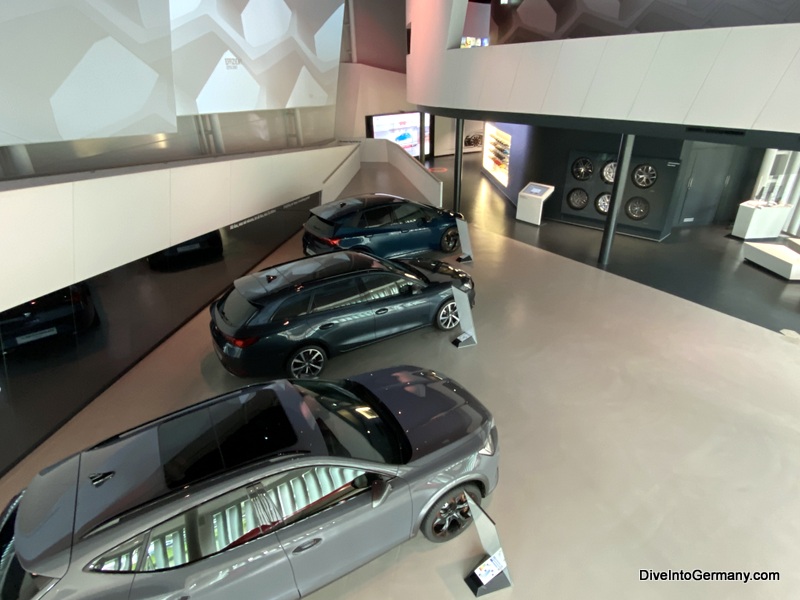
440,227,460,252
435,299,460,330
421,483,481,543
287,345,327,378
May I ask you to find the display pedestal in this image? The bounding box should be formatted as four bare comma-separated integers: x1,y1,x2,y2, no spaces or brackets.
516,182,554,226
463,496,511,597
451,287,477,348
731,200,793,239
456,218,474,263
743,242,800,280
464,570,513,596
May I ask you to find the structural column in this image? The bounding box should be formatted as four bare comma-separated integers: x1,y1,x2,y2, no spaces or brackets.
598,134,635,266
454,117,464,213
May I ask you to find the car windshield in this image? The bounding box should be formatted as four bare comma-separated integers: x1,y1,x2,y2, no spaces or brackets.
293,380,409,464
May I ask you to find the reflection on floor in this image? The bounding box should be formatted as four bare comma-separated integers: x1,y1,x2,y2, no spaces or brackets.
2,162,800,599
430,153,800,334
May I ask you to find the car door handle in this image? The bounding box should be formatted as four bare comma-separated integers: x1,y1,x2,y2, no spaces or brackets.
319,323,335,330
375,308,389,315
401,230,409,233
292,538,322,554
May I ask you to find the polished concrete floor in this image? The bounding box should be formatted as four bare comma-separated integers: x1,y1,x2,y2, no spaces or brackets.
2,165,800,599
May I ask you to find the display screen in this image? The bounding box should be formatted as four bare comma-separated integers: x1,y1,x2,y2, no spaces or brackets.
460,37,490,48
524,183,549,196
367,112,431,157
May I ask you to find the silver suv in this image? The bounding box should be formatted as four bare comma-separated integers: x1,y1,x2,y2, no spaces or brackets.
1,366,499,600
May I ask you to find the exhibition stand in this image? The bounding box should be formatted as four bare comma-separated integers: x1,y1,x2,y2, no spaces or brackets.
464,496,512,596
452,286,477,348
743,242,800,280
731,200,793,239
456,217,474,263
516,182,554,226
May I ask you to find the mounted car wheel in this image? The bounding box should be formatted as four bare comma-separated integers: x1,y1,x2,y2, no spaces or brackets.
625,197,650,221
435,299,460,330
440,227,460,252
287,345,327,378
571,157,593,181
632,164,657,188
566,188,589,210
595,192,611,215
421,483,481,543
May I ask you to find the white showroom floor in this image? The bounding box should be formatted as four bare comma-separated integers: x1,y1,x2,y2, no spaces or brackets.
3,221,800,599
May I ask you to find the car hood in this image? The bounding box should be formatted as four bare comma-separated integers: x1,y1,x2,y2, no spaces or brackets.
400,258,471,287
349,366,491,461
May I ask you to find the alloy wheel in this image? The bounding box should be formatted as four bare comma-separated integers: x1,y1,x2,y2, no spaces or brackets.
289,347,325,377
437,301,460,330
632,164,657,188
571,157,593,181
430,489,473,540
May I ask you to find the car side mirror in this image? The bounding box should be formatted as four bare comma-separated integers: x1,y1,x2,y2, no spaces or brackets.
419,216,430,224
371,478,392,508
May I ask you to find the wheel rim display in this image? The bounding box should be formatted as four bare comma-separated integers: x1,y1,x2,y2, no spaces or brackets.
290,348,324,377
571,157,593,181
438,301,460,329
567,188,589,210
601,160,617,184
625,197,650,220
595,192,611,215
632,164,657,188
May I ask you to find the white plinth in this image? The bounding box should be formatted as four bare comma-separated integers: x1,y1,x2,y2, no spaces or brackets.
743,242,800,280
788,238,800,254
516,183,554,226
731,201,793,239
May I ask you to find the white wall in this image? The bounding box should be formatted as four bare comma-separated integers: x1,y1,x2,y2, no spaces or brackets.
0,139,443,311
406,0,800,135
0,145,356,311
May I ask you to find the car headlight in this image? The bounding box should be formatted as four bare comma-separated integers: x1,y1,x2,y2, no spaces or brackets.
479,418,496,456
460,278,473,291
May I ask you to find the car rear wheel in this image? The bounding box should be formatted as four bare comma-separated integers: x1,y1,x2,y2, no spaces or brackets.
435,299,460,330
440,227,460,252
421,483,481,543
287,345,327,378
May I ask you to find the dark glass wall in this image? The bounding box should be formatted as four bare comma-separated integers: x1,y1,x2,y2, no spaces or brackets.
0,193,319,477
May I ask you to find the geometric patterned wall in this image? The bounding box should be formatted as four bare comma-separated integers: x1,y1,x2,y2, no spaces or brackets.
171,0,345,115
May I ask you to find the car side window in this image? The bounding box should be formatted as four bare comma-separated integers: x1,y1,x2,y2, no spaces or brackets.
269,290,311,323
391,203,423,224
358,206,394,228
360,273,405,301
254,466,369,528
309,278,363,313
88,483,269,573
86,533,147,573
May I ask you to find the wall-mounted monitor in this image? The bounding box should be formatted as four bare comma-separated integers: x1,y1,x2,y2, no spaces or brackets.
366,112,432,159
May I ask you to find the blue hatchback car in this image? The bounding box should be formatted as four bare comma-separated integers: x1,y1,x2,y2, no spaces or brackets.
302,194,461,258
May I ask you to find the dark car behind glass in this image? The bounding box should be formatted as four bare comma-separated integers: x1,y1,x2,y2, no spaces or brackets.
302,194,461,259
147,230,224,271
210,250,474,378
0,284,97,352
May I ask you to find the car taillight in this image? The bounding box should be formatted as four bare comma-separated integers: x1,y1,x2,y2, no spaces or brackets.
324,238,340,247
222,333,259,348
